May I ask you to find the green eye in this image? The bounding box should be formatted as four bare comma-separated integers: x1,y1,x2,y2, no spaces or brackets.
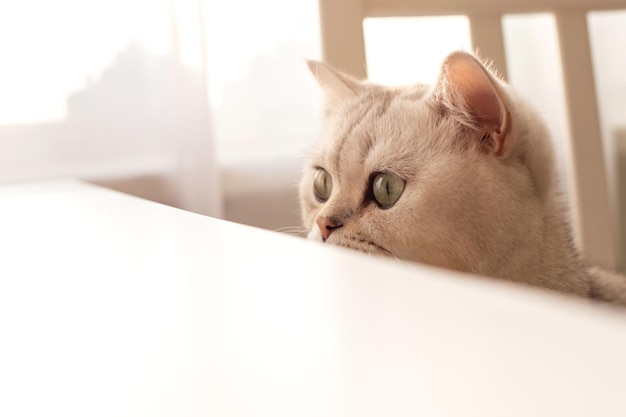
372,173,405,209
313,168,333,202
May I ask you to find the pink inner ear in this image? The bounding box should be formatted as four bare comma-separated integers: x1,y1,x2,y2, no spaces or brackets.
445,55,504,133
439,52,511,156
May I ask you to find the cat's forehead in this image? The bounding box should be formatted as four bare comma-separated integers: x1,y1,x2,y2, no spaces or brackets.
315,84,440,177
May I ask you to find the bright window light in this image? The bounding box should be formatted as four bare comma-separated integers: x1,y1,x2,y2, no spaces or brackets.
363,16,472,85
0,0,170,125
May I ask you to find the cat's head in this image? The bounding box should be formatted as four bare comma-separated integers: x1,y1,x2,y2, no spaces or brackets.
300,51,557,275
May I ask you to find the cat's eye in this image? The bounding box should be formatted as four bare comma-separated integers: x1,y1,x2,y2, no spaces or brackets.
372,173,405,209
313,168,333,202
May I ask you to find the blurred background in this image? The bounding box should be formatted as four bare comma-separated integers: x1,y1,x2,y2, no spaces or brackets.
1,1,625,269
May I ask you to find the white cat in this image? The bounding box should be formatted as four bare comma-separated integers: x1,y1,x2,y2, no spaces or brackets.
300,50,626,307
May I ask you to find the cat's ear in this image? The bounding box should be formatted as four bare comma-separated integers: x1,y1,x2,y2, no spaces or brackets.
431,51,512,157
306,60,360,107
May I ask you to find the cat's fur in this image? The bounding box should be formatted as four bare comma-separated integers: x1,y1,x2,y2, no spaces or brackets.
300,50,626,307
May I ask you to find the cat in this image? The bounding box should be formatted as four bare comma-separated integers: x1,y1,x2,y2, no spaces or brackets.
300,50,626,308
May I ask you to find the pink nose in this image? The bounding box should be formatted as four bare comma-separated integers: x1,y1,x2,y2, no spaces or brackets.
316,217,343,241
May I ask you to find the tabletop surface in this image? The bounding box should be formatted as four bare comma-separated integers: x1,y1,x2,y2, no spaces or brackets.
1,180,625,417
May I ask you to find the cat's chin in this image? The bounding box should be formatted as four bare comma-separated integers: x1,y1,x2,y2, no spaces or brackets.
331,237,393,257
308,230,393,258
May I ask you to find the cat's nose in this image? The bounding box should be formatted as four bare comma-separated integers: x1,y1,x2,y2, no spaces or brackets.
316,216,343,241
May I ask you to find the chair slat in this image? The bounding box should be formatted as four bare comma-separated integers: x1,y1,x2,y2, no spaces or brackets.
364,0,626,17
556,10,615,268
319,0,368,78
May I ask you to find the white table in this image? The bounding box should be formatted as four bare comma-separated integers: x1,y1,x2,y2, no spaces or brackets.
1,180,625,417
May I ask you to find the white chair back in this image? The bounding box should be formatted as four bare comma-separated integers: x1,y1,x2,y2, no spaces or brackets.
318,0,626,268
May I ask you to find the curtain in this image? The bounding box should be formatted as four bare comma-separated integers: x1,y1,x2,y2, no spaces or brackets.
0,0,222,218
